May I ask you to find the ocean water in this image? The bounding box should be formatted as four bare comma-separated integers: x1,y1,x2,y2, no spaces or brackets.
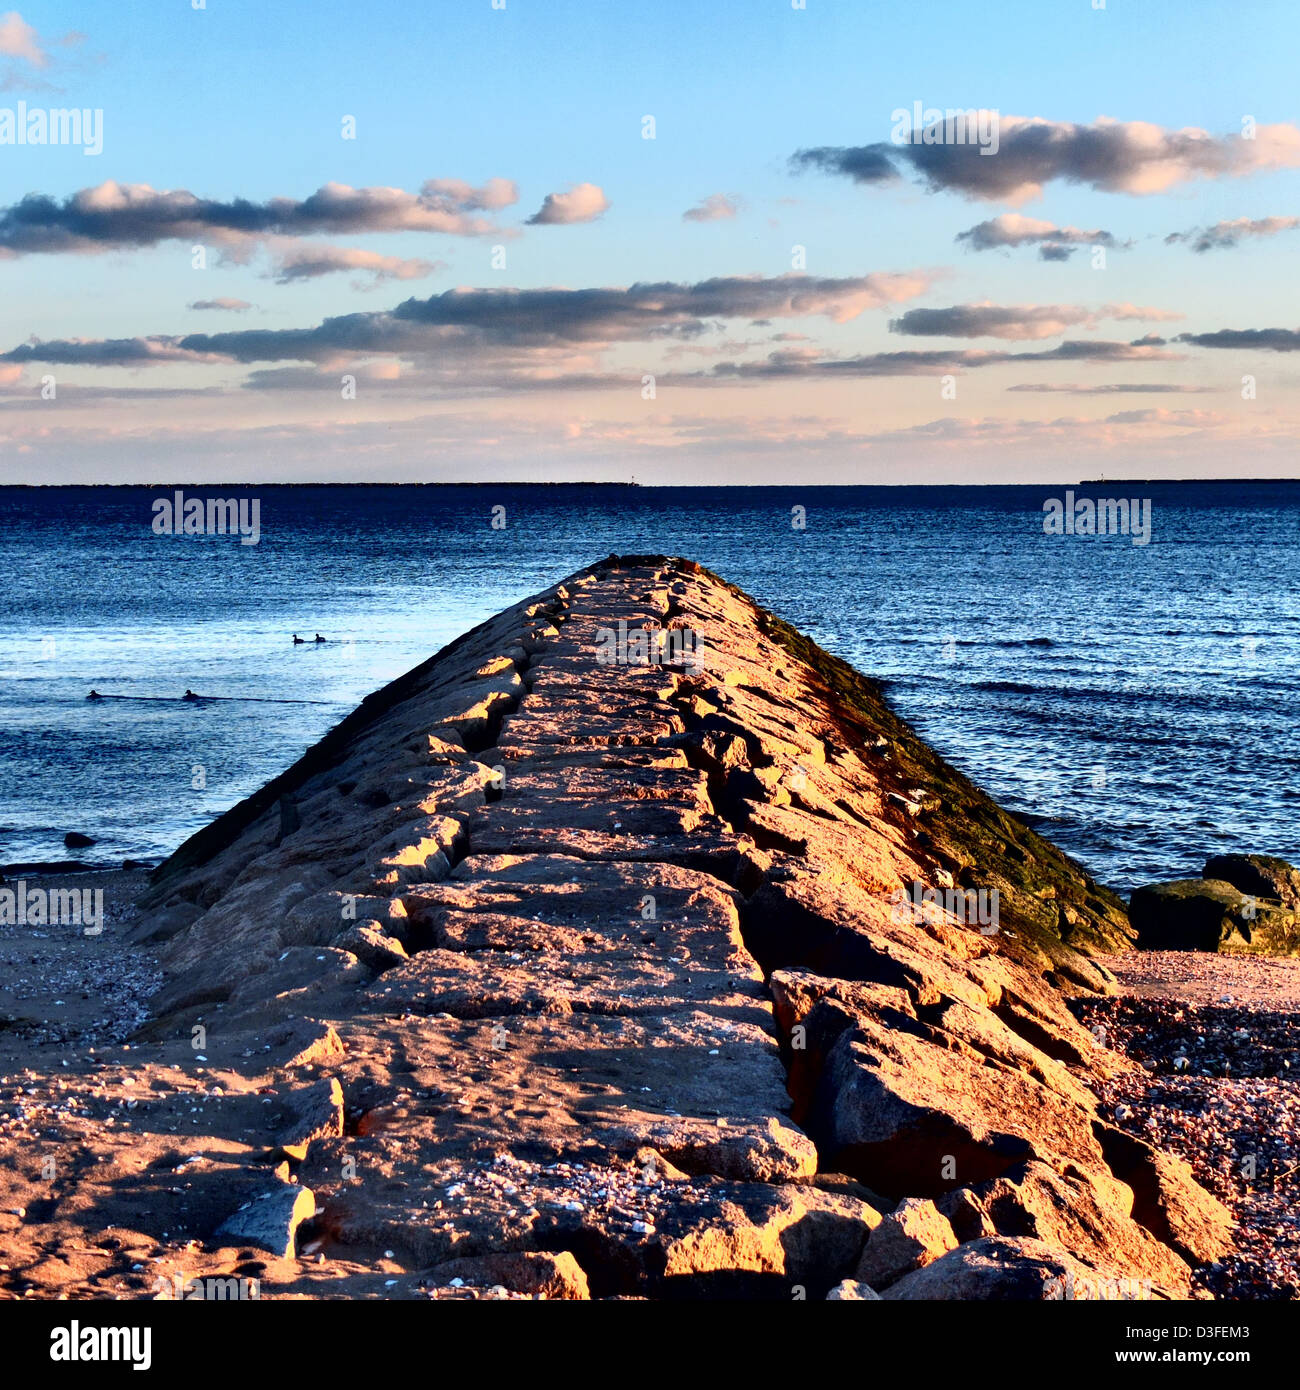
1,482,1298,895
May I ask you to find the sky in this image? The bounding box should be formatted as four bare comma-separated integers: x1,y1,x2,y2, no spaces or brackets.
0,0,1297,484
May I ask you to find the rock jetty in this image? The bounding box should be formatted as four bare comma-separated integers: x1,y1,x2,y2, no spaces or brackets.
0,556,1235,1300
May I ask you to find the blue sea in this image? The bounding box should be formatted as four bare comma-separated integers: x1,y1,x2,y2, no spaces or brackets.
2,482,1297,895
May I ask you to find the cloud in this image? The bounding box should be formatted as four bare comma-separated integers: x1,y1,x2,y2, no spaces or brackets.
526,183,610,226
1165,215,1300,252
0,336,226,366
793,117,1300,202
0,177,519,256
188,298,253,312
1105,303,1184,322
844,406,1250,454
1104,407,1230,427
889,301,1182,341
268,243,442,285
683,193,743,223
891,304,1093,340
0,12,47,67
0,381,225,404
792,144,900,186
1175,328,1300,351
1007,382,1216,395
240,361,413,393
710,338,1183,379
421,177,519,211
956,212,1120,252
1,271,934,368
240,359,628,396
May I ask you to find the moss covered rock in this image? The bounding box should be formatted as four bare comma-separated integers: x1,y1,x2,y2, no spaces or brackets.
1129,877,1300,956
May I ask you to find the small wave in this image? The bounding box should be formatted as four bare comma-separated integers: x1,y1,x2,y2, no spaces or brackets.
970,680,1042,695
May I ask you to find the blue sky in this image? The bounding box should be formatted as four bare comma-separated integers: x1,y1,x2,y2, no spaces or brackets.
1,0,1298,482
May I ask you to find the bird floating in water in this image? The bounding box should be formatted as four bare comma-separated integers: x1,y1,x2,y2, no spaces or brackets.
87,689,102,700
182,689,199,701
292,633,305,644
314,633,327,643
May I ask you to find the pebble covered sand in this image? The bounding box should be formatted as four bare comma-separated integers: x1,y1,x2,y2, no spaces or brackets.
0,871,160,1057
1081,951,1300,1301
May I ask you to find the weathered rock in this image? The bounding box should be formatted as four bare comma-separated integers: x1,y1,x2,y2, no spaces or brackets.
368,815,460,887
810,1171,895,1214
855,1197,957,1288
937,1186,998,1241
1094,1123,1235,1266
1204,853,1300,912
652,1182,881,1297
428,1250,590,1300
227,946,368,1010
335,921,409,971
265,1018,345,1069
939,1160,1191,1295
282,891,408,949
215,1184,315,1259
628,1116,817,1185
813,1016,1106,1196
883,1236,1161,1301
125,899,202,945
1129,878,1300,955
827,1279,882,1300
277,1077,344,1160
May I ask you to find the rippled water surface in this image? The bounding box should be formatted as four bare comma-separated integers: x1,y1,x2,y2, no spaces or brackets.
2,482,1297,893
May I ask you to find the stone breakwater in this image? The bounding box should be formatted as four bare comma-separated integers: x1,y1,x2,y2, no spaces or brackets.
0,557,1237,1299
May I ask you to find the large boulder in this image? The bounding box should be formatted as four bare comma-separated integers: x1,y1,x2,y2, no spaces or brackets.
882,1236,1163,1301
1094,1123,1235,1266
651,1181,882,1298
427,1251,590,1300
1204,853,1300,912
1128,878,1300,955
812,1017,1107,1196
934,1160,1191,1296
855,1197,957,1288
